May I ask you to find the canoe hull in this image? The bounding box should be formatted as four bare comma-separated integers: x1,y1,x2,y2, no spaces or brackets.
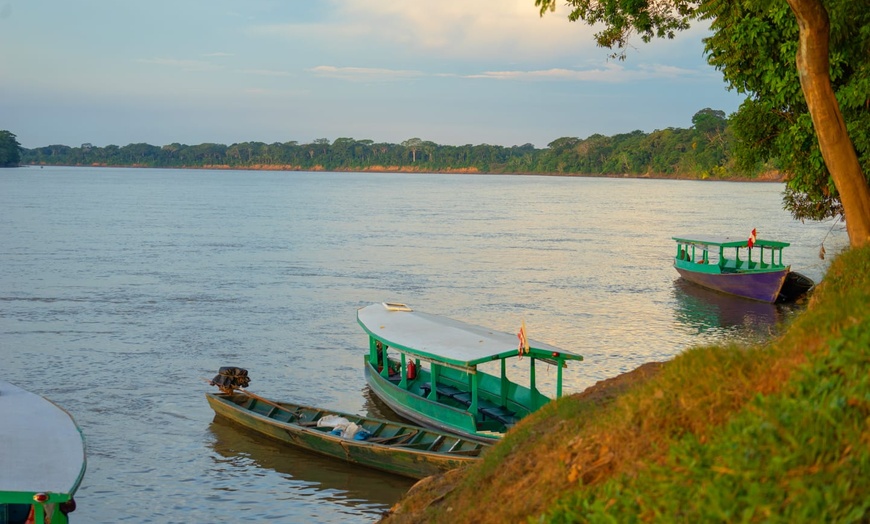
206,392,484,479
675,266,789,303
777,271,815,302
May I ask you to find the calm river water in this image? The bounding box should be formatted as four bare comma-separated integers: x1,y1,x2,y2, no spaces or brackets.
0,166,849,523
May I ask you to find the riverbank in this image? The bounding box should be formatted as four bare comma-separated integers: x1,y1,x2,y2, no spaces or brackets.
381,244,869,523
19,162,786,182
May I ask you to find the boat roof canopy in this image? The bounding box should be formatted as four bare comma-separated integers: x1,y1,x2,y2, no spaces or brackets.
0,380,86,496
357,303,582,368
672,235,790,249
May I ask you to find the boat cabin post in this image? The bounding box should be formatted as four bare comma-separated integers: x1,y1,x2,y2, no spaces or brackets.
428,364,440,401
500,359,508,406
469,370,480,415
399,353,408,388
529,358,537,406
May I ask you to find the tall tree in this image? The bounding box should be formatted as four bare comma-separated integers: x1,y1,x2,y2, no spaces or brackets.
701,0,870,223
402,138,424,162
0,130,22,167
536,0,870,247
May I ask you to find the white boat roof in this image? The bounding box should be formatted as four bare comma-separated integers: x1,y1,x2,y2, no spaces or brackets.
357,303,582,367
0,380,86,496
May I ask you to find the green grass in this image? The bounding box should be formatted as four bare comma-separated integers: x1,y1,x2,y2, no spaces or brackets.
542,246,870,523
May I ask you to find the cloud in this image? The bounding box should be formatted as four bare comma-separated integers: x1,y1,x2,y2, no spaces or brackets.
242,87,310,97
339,0,598,58
249,0,599,62
240,68,293,77
308,62,704,84
137,57,221,72
468,63,704,82
308,65,424,81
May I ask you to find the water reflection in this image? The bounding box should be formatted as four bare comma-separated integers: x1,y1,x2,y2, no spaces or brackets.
361,386,405,422
207,416,413,511
672,278,801,340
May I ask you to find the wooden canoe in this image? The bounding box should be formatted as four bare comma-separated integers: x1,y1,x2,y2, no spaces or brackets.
205,390,488,480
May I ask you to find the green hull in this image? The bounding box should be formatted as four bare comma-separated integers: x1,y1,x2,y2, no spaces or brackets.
364,359,533,443
205,392,486,480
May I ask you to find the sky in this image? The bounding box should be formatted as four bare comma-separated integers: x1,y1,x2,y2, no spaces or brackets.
1,0,745,150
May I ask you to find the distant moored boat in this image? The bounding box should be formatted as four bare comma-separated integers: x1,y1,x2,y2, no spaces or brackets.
672,233,814,303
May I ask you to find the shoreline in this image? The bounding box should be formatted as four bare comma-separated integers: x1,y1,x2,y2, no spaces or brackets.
18,163,787,183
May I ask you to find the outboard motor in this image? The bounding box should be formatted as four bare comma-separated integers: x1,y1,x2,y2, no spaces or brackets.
210,367,250,394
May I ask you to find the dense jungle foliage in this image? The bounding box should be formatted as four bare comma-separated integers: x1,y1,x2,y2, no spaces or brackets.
13,108,762,179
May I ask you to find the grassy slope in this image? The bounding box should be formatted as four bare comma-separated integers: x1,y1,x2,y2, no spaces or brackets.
383,245,870,523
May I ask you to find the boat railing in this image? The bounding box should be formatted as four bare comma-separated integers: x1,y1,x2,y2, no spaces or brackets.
721,256,784,272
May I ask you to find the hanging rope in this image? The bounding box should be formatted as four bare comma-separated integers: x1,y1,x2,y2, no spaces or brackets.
819,216,842,260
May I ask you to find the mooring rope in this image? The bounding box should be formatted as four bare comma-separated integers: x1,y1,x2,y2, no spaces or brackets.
819,216,842,260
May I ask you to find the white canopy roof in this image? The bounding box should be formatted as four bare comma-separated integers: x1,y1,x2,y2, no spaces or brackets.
357,303,582,368
0,380,86,495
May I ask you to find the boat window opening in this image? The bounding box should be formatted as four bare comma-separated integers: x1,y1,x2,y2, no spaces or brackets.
718,246,729,268
367,339,401,381
703,246,718,265
677,244,691,261
761,246,776,268
692,245,715,265
478,358,562,408
478,360,519,402
381,347,402,381
675,242,718,265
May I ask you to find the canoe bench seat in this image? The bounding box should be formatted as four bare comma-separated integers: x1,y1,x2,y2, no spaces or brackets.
419,382,518,426
479,404,519,427
420,382,463,400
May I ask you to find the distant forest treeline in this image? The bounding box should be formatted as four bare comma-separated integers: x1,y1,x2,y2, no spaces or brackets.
16,108,771,179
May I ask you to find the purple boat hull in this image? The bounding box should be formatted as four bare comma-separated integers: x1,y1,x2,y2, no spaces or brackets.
675,267,789,303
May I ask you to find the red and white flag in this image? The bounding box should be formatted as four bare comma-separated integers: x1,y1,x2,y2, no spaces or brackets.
747,228,757,248
517,319,529,356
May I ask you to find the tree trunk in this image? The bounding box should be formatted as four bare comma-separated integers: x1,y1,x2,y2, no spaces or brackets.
787,0,870,247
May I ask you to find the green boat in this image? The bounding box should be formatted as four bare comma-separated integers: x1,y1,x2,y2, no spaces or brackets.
0,380,86,524
357,303,584,443
206,368,488,480
672,234,814,303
